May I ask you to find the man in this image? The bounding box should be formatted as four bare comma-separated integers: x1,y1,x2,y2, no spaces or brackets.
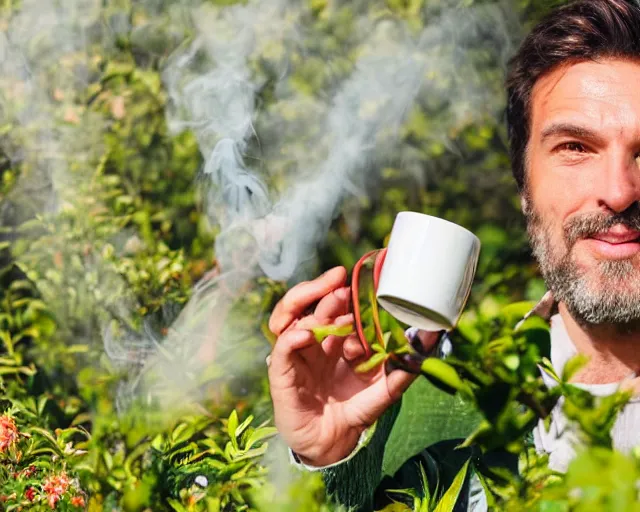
267,0,640,509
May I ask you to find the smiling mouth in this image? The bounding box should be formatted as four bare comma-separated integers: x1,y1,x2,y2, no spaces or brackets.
582,227,640,259
590,227,640,243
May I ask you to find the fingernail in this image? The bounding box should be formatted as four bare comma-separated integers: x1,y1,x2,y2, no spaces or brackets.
335,313,354,325
335,287,350,300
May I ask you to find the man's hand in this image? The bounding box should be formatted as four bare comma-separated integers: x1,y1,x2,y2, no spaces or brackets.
267,266,440,467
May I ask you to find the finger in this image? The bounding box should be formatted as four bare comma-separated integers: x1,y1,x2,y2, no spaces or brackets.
385,367,419,404
271,329,318,362
343,336,366,361
292,311,353,332
315,314,353,358
410,330,442,356
347,368,418,426
334,313,354,327
269,329,320,386
327,313,365,361
314,286,351,321
269,267,347,336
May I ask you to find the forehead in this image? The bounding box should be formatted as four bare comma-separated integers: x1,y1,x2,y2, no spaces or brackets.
531,59,640,135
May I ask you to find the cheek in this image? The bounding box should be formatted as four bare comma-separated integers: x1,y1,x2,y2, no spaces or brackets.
527,180,566,243
527,155,592,236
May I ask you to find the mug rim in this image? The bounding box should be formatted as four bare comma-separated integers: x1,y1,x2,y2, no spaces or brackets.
395,211,480,243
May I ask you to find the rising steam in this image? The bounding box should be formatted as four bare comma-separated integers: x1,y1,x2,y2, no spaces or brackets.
128,0,518,411
0,0,519,412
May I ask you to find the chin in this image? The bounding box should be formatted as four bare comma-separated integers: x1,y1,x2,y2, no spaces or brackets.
561,273,640,326
574,248,640,273
581,267,640,301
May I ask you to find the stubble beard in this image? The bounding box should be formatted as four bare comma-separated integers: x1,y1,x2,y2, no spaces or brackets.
525,199,640,326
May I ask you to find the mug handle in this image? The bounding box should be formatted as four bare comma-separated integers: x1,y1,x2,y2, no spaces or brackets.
351,248,388,358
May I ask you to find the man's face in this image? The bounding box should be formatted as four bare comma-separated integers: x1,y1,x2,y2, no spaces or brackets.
526,59,640,325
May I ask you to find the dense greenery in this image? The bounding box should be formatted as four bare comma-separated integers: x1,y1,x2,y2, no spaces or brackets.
1,0,639,510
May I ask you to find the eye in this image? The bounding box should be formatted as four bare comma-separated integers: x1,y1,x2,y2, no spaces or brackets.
557,141,587,153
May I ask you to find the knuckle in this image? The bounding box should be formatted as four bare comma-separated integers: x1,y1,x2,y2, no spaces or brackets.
268,312,285,336
273,329,305,354
281,286,305,311
268,315,278,334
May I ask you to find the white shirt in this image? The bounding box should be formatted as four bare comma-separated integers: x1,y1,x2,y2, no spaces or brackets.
534,313,640,472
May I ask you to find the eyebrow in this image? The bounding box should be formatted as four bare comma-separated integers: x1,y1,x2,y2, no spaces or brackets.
540,123,604,145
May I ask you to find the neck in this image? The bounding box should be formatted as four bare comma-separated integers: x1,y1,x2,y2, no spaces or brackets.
559,303,640,384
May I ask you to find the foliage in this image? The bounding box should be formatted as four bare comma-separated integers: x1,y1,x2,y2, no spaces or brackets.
2,0,640,511
381,459,471,512
0,402,88,511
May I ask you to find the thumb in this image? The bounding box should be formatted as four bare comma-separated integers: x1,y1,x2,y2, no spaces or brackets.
347,366,419,427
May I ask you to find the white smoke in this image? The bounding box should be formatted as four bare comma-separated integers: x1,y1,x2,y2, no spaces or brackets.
164,0,517,282
108,0,520,411
0,0,520,412
0,0,105,215
0,0,521,503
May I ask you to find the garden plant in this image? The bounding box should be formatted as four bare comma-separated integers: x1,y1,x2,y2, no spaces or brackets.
1,0,640,511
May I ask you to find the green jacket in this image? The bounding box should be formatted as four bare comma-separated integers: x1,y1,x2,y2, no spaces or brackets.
293,295,558,511
318,378,518,511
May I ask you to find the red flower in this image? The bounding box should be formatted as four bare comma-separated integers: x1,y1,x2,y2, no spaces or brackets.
48,493,60,510
21,465,36,478
0,415,19,453
70,496,85,508
25,487,36,502
43,472,71,509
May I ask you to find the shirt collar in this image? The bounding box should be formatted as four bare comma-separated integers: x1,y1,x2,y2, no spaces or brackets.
528,292,640,393
525,291,557,322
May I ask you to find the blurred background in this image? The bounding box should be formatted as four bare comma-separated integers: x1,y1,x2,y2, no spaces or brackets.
0,0,566,510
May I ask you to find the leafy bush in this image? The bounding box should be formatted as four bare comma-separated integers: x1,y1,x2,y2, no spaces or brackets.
3,0,640,511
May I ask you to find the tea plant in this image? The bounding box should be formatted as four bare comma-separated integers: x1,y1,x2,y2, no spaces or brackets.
4,0,639,511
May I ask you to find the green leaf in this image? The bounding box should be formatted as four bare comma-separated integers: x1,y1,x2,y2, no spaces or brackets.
311,324,354,342
167,498,188,512
0,365,36,376
355,352,388,373
227,410,239,451
433,459,470,512
457,312,483,344
235,414,254,441
562,354,589,383
151,434,165,452
245,426,278,450
420,359,466,393
503,354,520,371
459,421,492,449
0,330,14,354
170,423,195,445
383,378,480,476
539,357,561,384
500,301,536,327
232,445,270,462
418,460,431,507
377,503,413,511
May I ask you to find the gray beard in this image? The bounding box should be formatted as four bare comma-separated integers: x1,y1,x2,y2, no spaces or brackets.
527,211,640,326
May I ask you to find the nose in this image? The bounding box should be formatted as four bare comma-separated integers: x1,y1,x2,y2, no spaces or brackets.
598,152,640,214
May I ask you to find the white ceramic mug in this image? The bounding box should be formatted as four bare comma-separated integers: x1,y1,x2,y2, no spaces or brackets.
376,212,481,332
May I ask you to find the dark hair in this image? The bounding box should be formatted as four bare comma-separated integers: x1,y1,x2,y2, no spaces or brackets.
506,0,640,191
